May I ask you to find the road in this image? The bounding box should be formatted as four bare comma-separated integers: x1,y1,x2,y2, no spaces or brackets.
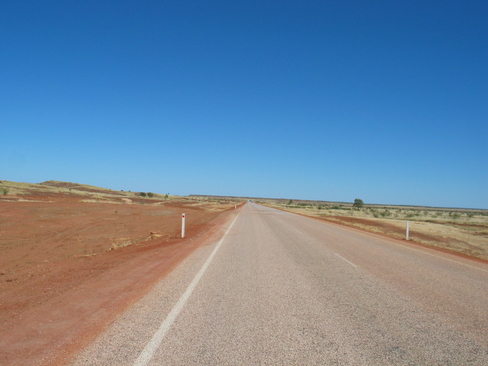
72,203,488,365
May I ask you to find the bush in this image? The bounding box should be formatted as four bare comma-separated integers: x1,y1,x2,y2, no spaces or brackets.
139,192,147,197
2,188,8,195
147,192,153,198
353,198,364,210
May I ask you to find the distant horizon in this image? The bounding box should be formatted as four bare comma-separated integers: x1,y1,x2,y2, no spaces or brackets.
2,1,486,210
2,178,486,211
190,194,488,211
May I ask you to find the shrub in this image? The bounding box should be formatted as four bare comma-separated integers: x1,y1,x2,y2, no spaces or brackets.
353,198,364,210
139,192,147,197
2,188,8,195
147,192,153,198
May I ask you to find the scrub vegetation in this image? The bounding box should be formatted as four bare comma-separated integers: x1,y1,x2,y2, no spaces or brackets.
261,199,488,261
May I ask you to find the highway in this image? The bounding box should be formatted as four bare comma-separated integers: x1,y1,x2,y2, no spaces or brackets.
72,203,488,365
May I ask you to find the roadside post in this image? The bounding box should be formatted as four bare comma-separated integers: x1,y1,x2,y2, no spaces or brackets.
406,221,410,240
182,213,186,238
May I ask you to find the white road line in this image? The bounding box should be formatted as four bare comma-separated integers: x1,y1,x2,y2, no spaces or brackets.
376,237,488,274
276,208,487,274
133,214,240,366
317,216,488,274
335,253,357,268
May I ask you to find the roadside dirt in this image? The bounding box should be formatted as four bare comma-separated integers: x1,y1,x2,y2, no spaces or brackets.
0,193,239,366
318,215,488,263
263,202,488,263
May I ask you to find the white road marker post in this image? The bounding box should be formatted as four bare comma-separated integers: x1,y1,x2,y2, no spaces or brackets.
406,221,410,241
181,213,186,238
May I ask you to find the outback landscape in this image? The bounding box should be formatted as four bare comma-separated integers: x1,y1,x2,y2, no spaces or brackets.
261,199,488,261
1,181,487,365
0,180,242,365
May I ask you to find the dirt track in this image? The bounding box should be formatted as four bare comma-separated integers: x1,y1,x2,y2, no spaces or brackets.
0,194,237,365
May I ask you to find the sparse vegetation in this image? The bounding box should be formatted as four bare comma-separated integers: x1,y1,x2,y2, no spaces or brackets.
139,192,147,197
2,188,8,195
260,199,488,261
147,192,153,198
353,198,364,210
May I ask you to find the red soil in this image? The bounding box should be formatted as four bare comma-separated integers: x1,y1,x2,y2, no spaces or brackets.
0,195,236,366
320,215,488,264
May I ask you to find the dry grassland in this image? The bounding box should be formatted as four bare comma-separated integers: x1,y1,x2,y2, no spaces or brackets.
261,200,488,261
0,180,169,202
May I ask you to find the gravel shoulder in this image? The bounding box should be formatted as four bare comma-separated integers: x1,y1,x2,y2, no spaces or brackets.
0,186,241,366
72,203,488,365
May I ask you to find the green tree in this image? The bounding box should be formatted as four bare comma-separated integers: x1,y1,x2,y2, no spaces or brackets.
139,192,147,197
353,198,364,210
147,192,153,198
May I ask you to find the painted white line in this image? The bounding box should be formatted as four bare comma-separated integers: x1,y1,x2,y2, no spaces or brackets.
294,229,302,234
321,219,488,274
335,253,357,268
409,246,488,273
133,214,240,366
377,237,488,274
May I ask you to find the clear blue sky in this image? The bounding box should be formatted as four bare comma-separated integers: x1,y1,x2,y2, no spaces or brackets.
1,1,487,208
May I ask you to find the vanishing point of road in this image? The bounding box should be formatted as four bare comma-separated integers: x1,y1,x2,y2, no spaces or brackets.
72,203,488,365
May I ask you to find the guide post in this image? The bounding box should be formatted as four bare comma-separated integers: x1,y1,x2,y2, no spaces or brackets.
182,213,186,238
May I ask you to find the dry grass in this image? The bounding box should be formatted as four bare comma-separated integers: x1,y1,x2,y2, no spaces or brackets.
1,181,173,204
0,180,136,200
261,200,488,261
0,180,243,213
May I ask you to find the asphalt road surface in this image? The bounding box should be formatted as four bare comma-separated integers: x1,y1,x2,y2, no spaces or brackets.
72,203,488,365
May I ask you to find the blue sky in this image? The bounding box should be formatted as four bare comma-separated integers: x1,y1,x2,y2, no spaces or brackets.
1,1,487,208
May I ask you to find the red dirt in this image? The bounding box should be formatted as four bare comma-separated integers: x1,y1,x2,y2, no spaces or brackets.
323,216,442,241
269,203,488,264
0,195,237,366
319,215,488,265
